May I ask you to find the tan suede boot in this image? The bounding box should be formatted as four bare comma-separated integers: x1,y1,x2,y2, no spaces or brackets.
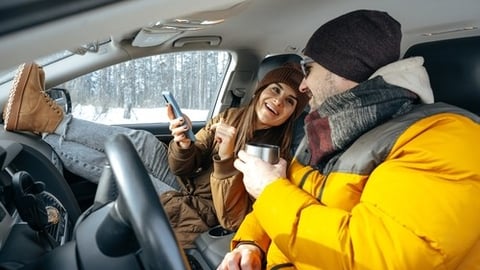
3,62,63,133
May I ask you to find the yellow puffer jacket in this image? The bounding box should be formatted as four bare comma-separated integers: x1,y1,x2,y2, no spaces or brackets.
232,104,480,269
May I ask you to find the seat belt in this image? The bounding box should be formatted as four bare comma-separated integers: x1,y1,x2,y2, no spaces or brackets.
230,88,245,108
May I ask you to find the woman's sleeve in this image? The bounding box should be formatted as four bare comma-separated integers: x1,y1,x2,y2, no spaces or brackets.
210,154,253,230
167,114,221,176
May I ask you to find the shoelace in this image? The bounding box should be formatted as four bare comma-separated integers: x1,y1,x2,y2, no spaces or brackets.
42,91,62,115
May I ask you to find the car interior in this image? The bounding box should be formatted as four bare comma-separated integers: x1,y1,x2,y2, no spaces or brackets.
0,0,479,269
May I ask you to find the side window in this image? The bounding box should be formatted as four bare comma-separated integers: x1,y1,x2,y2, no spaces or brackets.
57,51,230,125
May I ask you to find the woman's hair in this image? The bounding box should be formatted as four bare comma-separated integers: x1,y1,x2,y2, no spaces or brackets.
231,86,297,161
226,63,308,161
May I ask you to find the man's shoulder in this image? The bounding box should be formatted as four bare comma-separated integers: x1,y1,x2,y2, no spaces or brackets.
408,102,479,122
330,102,479,175
380,102,479,134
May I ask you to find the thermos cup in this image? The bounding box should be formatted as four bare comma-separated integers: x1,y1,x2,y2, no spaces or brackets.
244,143,280,164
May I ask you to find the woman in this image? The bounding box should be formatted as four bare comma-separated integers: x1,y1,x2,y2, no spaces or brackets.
164,63,309,246
3,62,309,247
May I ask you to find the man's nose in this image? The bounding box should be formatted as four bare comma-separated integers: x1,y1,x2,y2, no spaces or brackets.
299,78,309,93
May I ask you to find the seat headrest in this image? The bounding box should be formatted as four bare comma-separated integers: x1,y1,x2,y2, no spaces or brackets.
404,36,480,115
258,53,302,81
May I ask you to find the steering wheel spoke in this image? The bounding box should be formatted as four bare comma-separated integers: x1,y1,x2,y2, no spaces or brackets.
104,134,191,270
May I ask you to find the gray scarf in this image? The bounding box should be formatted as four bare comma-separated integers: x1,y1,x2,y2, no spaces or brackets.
300,76,419,171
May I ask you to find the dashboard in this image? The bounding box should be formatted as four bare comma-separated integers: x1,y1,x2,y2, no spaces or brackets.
0,132,80,269
0,129,232,270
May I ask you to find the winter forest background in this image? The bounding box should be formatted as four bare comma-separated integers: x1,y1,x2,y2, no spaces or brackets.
55,51,230,124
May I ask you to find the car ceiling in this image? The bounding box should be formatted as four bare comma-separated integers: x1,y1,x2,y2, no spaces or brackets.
0,0,479,72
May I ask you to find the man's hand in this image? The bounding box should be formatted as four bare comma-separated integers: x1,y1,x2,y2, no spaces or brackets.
217,244,263,270
234,150,287,198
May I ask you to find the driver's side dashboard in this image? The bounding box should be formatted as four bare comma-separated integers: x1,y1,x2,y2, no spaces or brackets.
0,139,74,269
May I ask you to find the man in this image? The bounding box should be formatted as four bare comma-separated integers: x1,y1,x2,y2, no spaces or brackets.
217,9,480,270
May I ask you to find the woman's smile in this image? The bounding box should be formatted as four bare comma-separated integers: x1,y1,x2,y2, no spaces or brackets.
264,102,279,116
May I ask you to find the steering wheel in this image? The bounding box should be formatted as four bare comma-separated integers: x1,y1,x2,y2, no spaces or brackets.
104,134,190,270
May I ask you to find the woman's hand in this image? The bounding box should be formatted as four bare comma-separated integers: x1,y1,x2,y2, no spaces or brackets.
167,104,193,149
217,244,263,270
210,118,237,160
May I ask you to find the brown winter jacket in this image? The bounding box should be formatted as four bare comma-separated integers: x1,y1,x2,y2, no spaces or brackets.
160,107,255,248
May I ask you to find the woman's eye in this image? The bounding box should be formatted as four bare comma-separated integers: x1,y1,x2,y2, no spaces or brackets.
271,86,281,93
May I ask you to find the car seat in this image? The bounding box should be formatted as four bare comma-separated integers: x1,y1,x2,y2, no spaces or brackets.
403,36,480,115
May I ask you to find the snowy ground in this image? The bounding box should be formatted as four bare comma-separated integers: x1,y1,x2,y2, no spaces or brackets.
73,104,208,125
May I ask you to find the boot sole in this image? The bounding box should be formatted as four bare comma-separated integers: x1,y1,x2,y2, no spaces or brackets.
4,63,34,131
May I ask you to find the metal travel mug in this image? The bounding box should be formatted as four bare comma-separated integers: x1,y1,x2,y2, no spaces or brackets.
244,143,280,164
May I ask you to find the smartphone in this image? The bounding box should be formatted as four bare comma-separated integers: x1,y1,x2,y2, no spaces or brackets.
162,91,196,142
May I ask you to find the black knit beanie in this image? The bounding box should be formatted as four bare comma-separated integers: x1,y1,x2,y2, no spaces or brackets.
303,9,402,82
255,63,309,119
